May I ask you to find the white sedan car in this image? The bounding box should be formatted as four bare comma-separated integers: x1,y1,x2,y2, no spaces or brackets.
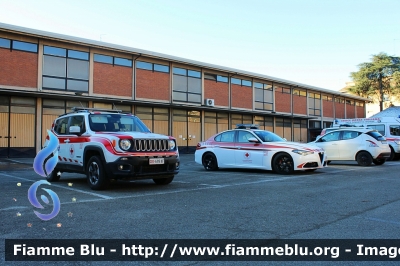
310,128,391,166
195,127,327,174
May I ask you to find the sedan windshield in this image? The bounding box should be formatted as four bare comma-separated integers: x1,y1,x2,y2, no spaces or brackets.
254,131,285,142
89,114,151,133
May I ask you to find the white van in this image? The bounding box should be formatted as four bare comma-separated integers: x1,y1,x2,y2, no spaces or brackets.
332,117,400,160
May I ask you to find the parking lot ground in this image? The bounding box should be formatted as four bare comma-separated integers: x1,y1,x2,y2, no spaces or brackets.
1,155,400,264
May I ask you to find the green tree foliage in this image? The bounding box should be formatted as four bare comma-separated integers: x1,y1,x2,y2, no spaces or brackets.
348,53,400,110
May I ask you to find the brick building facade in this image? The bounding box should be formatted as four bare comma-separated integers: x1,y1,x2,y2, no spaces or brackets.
0,23,368,157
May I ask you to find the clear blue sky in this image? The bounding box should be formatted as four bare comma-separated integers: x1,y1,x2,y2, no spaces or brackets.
1,0,399,91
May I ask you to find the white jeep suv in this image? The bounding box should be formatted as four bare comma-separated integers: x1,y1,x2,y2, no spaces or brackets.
310,127,390,166
45,107,179,190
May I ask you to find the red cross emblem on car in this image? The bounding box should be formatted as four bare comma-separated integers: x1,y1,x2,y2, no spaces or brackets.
69,144,75,157
245,152,250,158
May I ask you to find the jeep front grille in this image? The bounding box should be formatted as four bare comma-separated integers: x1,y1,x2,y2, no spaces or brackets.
133,139,169,152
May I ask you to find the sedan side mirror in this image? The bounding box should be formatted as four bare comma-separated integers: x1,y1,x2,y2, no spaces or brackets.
248,137,260,143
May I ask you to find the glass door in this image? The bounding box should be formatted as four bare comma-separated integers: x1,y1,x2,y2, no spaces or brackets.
172,109,201,153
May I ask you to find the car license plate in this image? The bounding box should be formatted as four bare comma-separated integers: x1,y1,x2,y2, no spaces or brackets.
149,158,164,165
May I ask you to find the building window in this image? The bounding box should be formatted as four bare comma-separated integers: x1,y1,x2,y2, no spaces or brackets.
114,57,132,67
43,46,89,92
255,115,273,131
0,37,11,48
94,54,113,64
309,120,321,129
0,37,38,53
231,113,252,129
335,97,345,103
293,119,308,142
322,95,333,101
94,53,132,67
204,73,228,83
136,60,169,73
254,82,273,111
231,77,252,87
12,40,38,52
204,112,229,139
135,106,169,135
275,118,292,140
172,67,202,104
308,92,321,116
293,89,307,97
275,85,291,94
323,121,333,128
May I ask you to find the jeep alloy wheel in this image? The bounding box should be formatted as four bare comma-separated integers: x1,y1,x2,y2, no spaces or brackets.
87,156,109,190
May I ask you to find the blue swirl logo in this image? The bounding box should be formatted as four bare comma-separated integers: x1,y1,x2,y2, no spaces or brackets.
30,130,61,221
28,180,60,221
33,130,59,177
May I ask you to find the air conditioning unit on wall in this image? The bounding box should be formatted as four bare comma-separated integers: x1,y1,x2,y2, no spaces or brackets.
205,99,215,107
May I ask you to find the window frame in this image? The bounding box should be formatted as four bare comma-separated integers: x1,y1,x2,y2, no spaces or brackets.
172,67,202,104
254,81,274,111
42,45,89,92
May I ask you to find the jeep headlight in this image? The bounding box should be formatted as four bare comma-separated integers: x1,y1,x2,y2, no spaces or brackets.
292,149,314,156
119,139,131,151
168,140,176,150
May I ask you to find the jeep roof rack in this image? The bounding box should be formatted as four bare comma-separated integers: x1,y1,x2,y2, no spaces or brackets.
71,107,123,113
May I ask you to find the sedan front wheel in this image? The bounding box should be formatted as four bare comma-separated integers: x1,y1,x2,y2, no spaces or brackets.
272,153,294,174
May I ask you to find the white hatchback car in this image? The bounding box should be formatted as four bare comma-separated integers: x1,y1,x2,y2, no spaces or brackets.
310,128,390,166
195,125,327,174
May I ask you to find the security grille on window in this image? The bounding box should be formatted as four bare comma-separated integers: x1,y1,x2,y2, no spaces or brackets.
43,46,89,92
173,67,202,104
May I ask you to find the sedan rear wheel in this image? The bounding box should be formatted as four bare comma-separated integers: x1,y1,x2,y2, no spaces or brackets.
272,153,294,174
388,147,395,161
202,153,218,171
356,151,373,166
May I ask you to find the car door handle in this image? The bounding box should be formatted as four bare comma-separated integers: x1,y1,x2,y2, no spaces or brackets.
64,139,70,143
236,146,241,149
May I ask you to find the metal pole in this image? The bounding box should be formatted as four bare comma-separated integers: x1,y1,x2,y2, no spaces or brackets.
379,71,383,112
